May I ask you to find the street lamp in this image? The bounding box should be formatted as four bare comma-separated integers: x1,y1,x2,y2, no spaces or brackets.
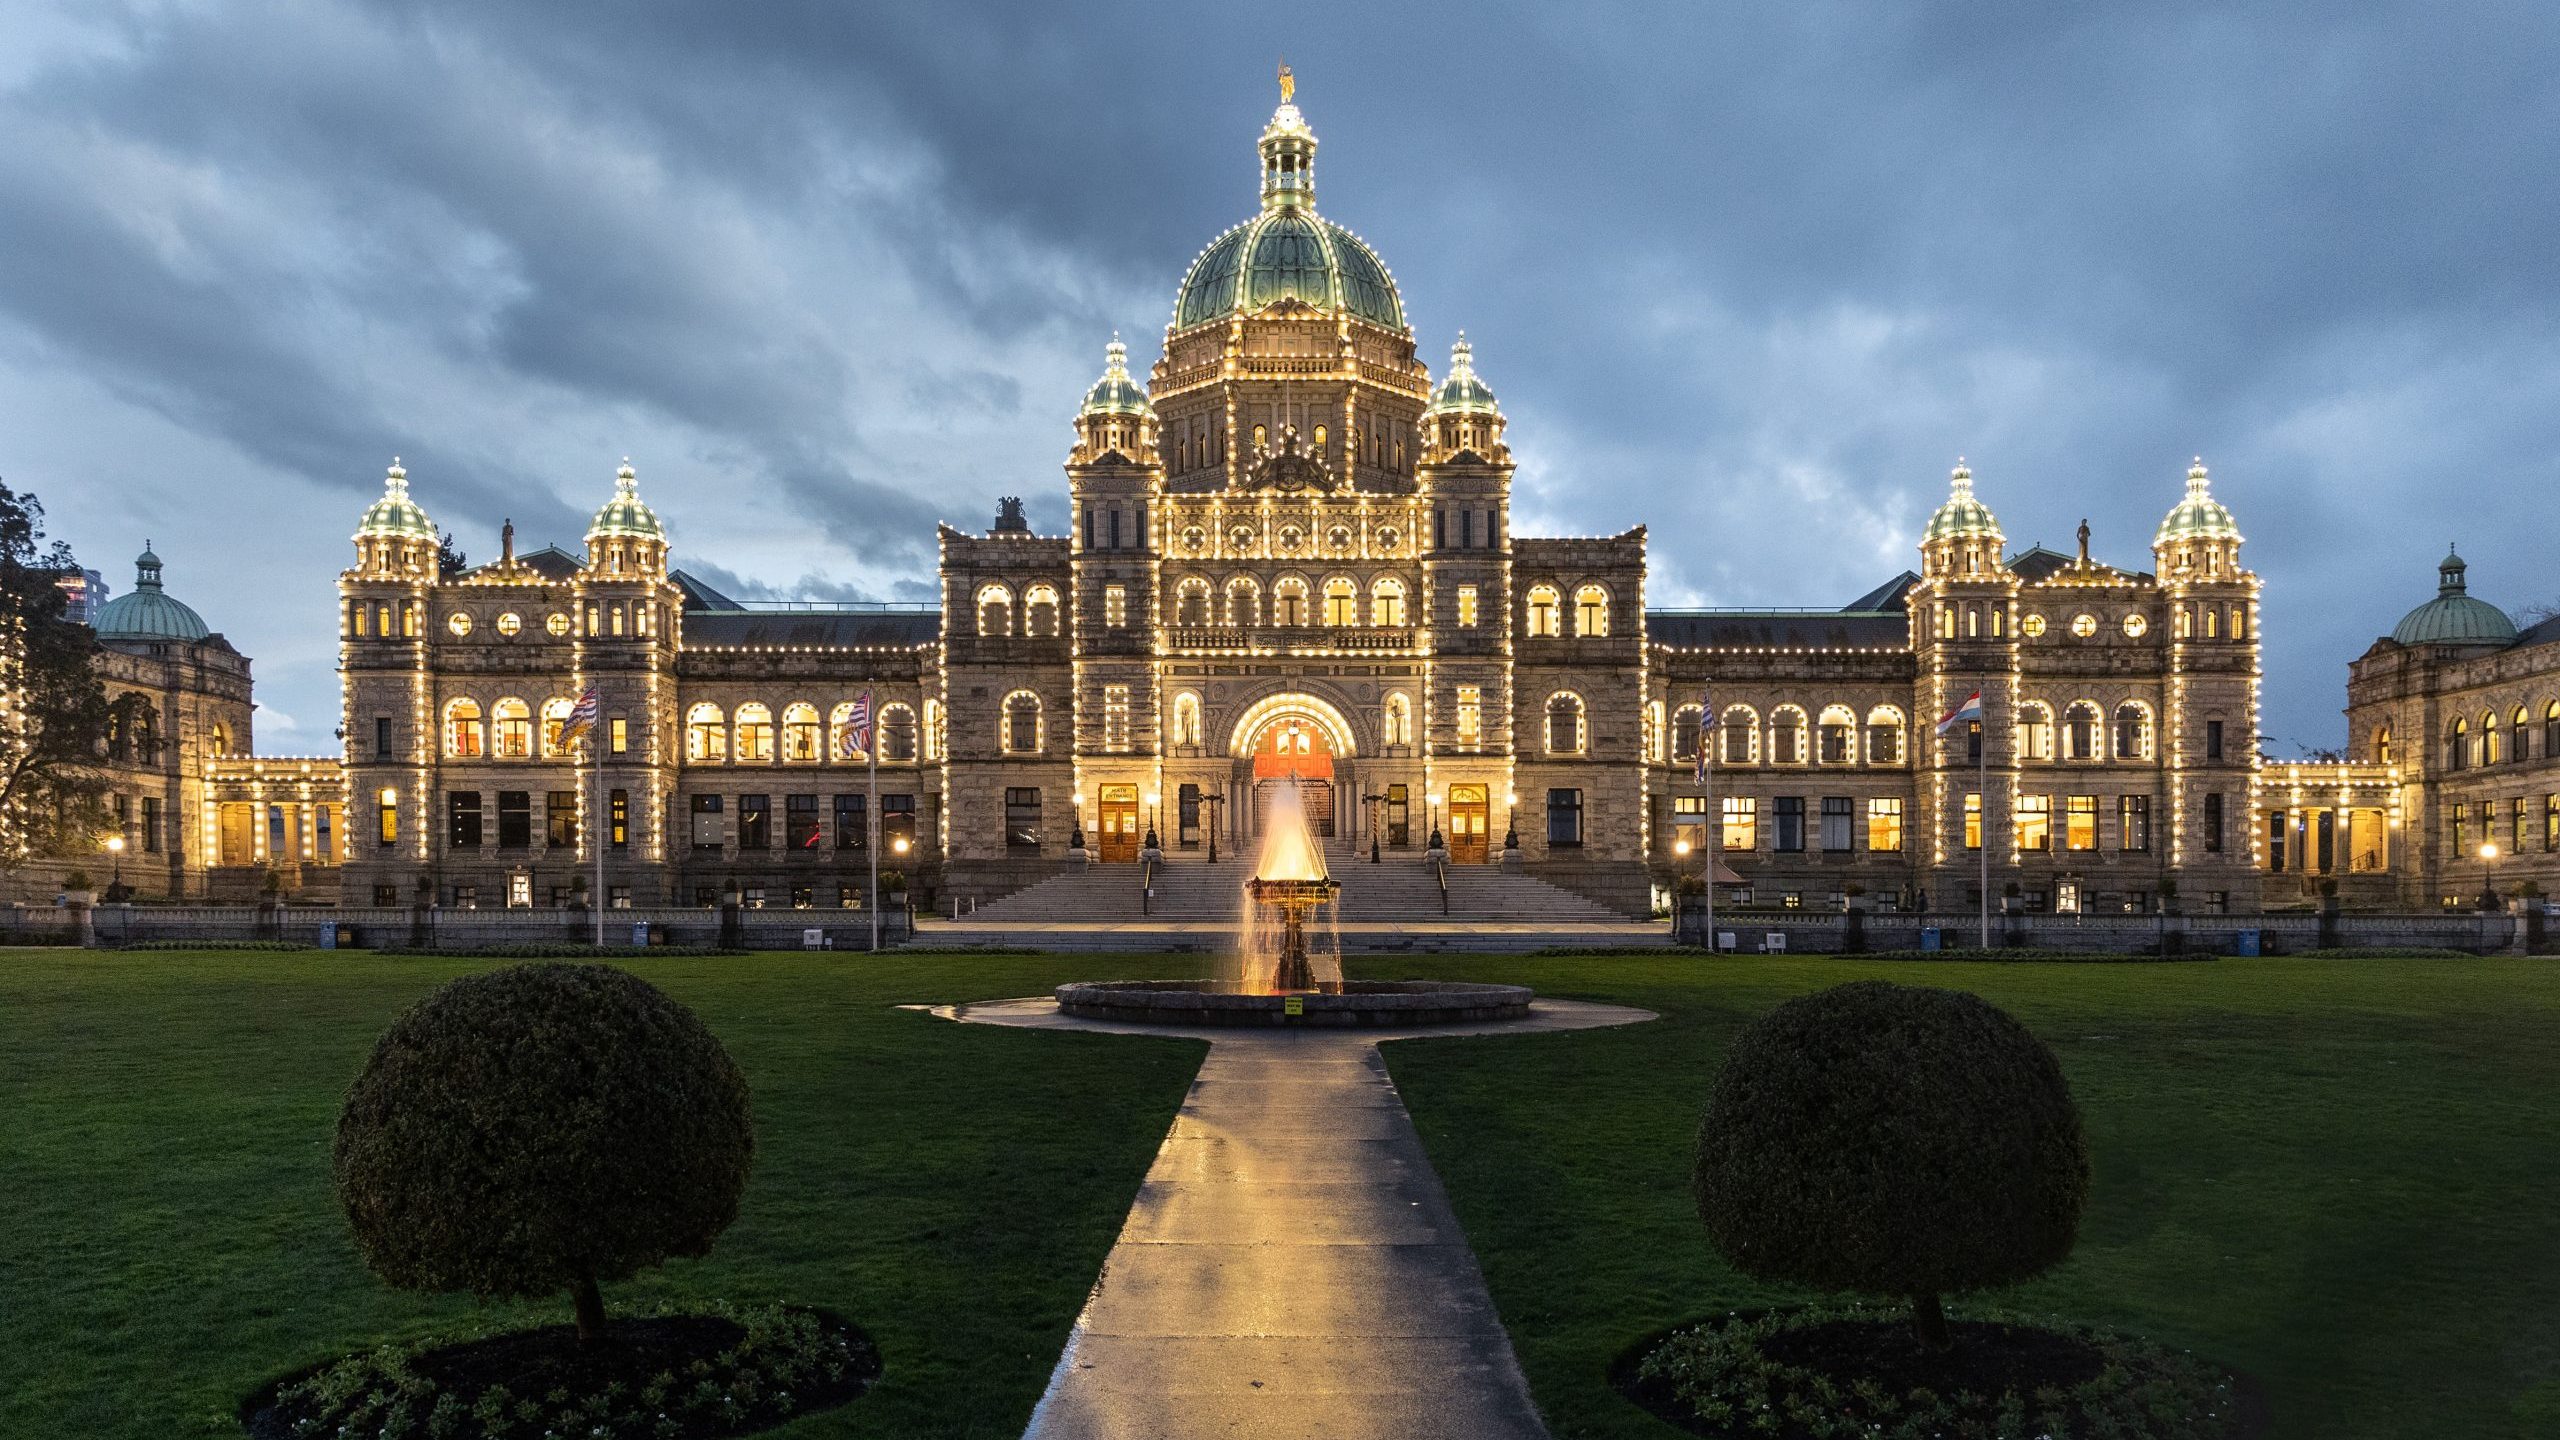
2480,841,2499,911
1672,838,1692,928
105,834,126,898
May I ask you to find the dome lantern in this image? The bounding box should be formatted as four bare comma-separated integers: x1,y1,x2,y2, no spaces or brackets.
1072,335,1159,465
1168,81,1405,335
585,459,668,578
1920,460,2005,581
1420,333,1507,463
352,457,439,577
2153,457,2244,577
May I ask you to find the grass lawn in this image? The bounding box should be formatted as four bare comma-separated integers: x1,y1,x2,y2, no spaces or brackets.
1358,953,2560,1440
0,948,1205,1439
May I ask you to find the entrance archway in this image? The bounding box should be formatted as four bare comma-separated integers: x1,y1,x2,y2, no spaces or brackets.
1231,694,1356,841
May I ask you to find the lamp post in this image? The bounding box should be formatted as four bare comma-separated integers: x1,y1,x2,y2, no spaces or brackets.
1202,787,1224,864
1672,837,1692,933
2480,841,2500,911
1363,791,1384,862
105,834,126,898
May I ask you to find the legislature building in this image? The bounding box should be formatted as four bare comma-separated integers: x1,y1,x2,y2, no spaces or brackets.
313,87,2289,919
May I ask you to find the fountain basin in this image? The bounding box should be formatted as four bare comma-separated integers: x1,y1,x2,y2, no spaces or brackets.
1055,979,1535,1028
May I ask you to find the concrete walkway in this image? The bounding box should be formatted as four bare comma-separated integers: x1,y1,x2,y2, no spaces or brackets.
911,917,1676,953
940,996,1654,1440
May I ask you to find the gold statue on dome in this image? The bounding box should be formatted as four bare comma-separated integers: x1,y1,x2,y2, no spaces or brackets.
1278,60,1294,105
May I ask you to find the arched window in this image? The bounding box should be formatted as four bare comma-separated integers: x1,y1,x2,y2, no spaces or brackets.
2112,701,2154,761
209,722,230,757
2374,723,2393,764
1720,705,1760,765
2545,702,2560,760
2063,701,2102,761
735,703,775,762
1176,576,1212,626
1226,575,1261,626
1274,576,1308,627
2174,608,2192,639
1002,691,1042,755
1172,693,1203,748
2204,608,2220,639
1383,693,1412,748
541,697,576,756
1817,704,1858,764
1865,706,1907,766
2017,702,2055,761
2512,705,2532,764
1312,423,1328,453
1546,693,1587,756
2446,718,2468,771
1526,584,1561,637
1371,577,1407,627
1025,584,1060,637
1671,704,1703,764
687,703,727,762
1769,705,1807,765
879,704,918,763
1323,576,1358,626
491,698,532,759
2481,711,2501,766
976,584,1013,637
782,703,822,761
830,701,865,762
444,698,485,759
1574,584,1609,637
1252,422,1268,450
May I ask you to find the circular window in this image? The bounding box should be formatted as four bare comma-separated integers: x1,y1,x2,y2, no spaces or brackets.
495,612,521,637
446,611,473,637
2020,613,2047,638
1276,525,1304,555
1229,525,1257,552
1327,526,1353,553
546,612,570,637
1181,526,1207,554
2070,613,2099,638
1376,526,1399,550
2122,613,2149,638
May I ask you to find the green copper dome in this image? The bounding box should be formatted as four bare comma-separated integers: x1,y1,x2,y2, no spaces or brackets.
1169,100,1405,333
2391,548,2518,646
1421,334,1499,416
1923,460,2003,544
1078,336,1153,417
2155,458,2243,546
587,460,665,543
354,457,437,542
93,543,210,642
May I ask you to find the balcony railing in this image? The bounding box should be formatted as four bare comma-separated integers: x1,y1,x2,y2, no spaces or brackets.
1164,625,1417,653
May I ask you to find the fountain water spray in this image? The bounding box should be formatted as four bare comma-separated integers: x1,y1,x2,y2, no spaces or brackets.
1235,780,1343,994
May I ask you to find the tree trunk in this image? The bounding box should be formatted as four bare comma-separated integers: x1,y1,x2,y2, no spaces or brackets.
572,1274,606,1343
1910,1291,1952,1352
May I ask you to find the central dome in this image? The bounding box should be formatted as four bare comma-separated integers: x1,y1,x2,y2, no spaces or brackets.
1169,99,1406,334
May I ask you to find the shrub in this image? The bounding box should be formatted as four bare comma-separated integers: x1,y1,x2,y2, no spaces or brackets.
1694,980,2088,1350
63,869,94,892
334,963,754,1340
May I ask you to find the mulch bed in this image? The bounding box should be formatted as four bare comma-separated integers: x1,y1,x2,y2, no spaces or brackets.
241,1307,877,1440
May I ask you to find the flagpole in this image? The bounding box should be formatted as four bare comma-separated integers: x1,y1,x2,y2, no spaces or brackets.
1978,711,1991,949
1703,726,1715,954
593,729,606,948
868,730,880,954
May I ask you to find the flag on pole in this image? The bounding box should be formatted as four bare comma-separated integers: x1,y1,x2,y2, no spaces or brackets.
558,685,602,747
1693,695,1717,784
1935,690,1984,735
839,691,874,759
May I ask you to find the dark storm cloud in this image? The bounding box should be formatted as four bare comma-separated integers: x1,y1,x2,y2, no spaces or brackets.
2,1,2556,747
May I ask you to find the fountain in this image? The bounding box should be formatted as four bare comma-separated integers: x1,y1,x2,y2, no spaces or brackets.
1055,780,1533,1027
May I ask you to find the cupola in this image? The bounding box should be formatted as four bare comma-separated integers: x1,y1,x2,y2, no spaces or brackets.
2153,457,2244,578
1070,337,1159,466
1920,460,2006,580
352,457,439,577
1419,333,1507,464
93,542,211,642
2390,547,2519,647
584,459,668,577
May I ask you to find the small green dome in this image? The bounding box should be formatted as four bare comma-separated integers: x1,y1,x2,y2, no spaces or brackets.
587,460,665,543
93,543,210,642
1169,100,1405,333
1923,460,2003,544
1421,334,1499,416
1078,336,1152,417
2391,548,2519,646
354,457,437,542
2155,458,2242,547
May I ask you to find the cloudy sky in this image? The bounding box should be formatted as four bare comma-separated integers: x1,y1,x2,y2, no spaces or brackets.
6,1,2556,753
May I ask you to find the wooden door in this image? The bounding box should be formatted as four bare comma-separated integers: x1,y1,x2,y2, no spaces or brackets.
1098,784,1140,863
1449,784,1490,863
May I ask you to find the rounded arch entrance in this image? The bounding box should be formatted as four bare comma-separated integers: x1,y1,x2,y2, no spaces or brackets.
1228,692,1357,840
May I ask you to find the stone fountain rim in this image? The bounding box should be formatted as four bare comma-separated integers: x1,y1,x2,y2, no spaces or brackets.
1053,978,1536,1027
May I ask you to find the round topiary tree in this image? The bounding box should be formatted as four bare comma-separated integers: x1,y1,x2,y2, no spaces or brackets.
1694,980,2088,1351
334,963,754,1340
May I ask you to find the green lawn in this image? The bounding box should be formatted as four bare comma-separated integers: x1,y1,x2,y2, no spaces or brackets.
0,949,1205,1439
1358,954,2560,1440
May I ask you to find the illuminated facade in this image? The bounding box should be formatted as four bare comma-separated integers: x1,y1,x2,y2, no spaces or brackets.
329,88,2274,917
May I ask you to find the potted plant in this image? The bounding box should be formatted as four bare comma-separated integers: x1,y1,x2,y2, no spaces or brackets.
879,869,908,898
61,869,95,906
569,873,592,910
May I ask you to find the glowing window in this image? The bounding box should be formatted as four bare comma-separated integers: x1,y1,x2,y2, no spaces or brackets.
1371,577,1406,627
1526,584,1561,637
447,611,473,637
1574,584,1608,637
734,703,775,761
1323,577,1358,626
2070,613,2098,638
495,612,521,637
443,699,484,758
2123,613,2149,638
687,704,727,761
546,612,570,636
540,697,576,756
1457,584,1479,628
783,703,822,761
